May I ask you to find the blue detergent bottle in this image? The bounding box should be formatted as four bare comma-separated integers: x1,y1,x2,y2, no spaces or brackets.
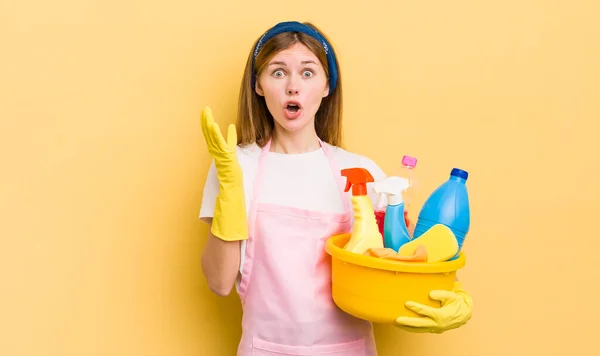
372,176,412,252
414,168,471,259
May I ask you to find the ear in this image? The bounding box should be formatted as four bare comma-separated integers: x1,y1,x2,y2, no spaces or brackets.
255,80,264,96
323,82,330,98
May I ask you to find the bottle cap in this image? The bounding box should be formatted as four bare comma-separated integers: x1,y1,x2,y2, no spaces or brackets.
401,155,417,168
451,168,469,180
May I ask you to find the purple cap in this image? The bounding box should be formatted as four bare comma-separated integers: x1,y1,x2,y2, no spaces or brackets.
401,155,417,168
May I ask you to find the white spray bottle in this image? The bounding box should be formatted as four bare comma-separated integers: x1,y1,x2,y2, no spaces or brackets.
372,177,412,252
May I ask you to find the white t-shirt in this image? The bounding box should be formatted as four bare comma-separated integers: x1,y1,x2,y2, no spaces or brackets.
199,141,387,276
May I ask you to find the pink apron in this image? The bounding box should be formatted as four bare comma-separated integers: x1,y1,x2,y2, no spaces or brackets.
236,138,377,355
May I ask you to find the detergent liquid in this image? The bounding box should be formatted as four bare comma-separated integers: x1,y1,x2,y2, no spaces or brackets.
414,168,471,260
374,206,386,244
372,176,412,252
340,167,384,255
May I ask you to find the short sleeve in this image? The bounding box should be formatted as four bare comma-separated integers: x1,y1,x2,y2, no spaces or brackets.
359,155,388,209
199,160,219,224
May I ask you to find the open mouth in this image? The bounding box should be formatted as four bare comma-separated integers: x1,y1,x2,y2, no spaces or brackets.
285,101,301,112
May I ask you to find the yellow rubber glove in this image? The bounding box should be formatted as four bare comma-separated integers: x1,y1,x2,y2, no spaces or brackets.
395,282,472,333
200,106,248,241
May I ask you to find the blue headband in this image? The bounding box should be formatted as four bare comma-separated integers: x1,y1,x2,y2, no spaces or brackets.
251,21,339,92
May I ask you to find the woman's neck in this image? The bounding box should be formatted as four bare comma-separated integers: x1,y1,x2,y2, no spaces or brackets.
270,125,320,154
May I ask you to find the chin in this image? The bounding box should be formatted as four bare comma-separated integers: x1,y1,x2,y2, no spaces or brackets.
281,121,308,132
274,114,314,133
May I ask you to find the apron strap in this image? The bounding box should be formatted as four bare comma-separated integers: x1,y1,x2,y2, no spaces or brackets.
317,137,352,213
247,138,272,238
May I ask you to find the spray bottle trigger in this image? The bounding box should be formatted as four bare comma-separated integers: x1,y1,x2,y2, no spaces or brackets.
344,179,352,193
375,192,387,210
340,168,374,196
372,177,409,206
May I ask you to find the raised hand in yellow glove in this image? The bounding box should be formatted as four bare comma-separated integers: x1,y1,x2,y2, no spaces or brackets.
200,106,248,241
395,282,472,333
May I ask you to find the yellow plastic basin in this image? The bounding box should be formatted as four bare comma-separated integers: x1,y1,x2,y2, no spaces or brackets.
325,233,466,324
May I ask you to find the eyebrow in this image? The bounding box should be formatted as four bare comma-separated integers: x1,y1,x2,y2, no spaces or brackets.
268,60,319,66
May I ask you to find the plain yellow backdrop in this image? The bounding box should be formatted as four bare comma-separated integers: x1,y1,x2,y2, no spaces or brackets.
2,0,599,355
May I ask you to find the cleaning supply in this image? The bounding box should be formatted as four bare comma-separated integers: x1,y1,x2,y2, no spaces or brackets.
200,107,248,241
373,176,412,252
365,245,428,262
374,210,386,243
373,155,418,237
373,181,388,243
325,232,466,323
340,168,384,254
414,168,471,259
398,224,459,262
399,155,418,228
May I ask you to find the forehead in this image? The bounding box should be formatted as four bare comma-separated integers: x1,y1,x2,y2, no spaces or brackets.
269,42,321,64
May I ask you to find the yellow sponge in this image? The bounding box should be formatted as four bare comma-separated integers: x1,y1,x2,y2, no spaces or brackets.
398,224,459,262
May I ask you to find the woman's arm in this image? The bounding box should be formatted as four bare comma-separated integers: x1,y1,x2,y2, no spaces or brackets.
201,218,241,297
198,108,248,297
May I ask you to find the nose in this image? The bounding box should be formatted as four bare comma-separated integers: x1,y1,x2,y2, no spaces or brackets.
286,76,300,95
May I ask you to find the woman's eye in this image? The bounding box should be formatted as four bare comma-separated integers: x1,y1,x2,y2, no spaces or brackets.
273,70,284,77
302,70,314,78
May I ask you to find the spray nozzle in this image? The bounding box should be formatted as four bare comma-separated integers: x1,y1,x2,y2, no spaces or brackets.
340,168,374,196
372,176,410,206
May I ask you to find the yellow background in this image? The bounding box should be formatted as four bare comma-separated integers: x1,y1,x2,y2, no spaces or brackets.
2,0,599,355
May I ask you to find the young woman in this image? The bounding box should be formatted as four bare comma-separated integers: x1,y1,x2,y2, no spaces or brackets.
199,21,472,355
